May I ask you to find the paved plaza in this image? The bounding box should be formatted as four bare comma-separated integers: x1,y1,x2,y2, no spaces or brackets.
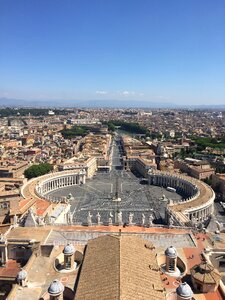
47,137,183,225
47,170,183,225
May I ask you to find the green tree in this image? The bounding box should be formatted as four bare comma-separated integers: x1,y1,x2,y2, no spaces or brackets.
61,126,89,138
24,163,53,179
103,120,148,135
203,177,212,186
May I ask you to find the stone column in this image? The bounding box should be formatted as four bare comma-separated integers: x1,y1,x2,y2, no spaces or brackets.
196,211,199,222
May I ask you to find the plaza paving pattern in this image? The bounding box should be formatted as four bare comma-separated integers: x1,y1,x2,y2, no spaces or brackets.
47,170,183,225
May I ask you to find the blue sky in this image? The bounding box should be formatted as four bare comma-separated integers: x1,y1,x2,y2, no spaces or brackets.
0,0,225,105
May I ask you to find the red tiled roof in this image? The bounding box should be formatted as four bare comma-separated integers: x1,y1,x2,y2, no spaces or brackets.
0,260,20,279
35,199,51,216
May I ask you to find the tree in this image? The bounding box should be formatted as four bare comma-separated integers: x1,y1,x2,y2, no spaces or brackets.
203,177,212,186
24,163,53,179
61,126,88,138
103,120,149,135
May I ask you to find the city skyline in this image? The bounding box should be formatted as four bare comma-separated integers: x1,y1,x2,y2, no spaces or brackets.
1,0,225,105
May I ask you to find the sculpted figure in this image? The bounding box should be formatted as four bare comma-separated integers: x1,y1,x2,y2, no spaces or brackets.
128,212,134,225
149,214,154,227
142,213,145,226
108,212,113,225
96,212,101,225
37,217,45,226
117,211,123,225
0,234,6,243
13,214,18,225
168,215,174,227
87,211,93,226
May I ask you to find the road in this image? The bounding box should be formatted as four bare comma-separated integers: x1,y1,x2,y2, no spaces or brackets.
110,135,123,170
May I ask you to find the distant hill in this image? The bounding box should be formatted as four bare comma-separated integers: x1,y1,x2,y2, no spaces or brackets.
0,97,224,110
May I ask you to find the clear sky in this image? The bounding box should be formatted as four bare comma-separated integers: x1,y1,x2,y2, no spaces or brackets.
0,0,225,105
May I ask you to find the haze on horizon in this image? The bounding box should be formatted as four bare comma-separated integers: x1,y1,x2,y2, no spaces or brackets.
0,0,225,106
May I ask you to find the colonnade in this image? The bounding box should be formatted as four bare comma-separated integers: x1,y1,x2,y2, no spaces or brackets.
186,203,214,223
35,171,86,199
148,173,197,198
148,171,215,226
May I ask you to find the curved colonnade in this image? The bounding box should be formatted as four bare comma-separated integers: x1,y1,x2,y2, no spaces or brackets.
148,171,215,226
21,169,215,227
21,170,86,203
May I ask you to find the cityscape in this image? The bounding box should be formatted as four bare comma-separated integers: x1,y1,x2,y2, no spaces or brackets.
0,107,224,299
0,1,225,300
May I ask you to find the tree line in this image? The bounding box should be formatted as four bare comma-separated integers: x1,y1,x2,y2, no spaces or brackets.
61,125,89,138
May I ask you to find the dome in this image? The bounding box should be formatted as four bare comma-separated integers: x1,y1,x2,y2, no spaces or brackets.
63,243,75,255
165,246,177,257
176,282,193,298
48,279,64,296
17,269,27,281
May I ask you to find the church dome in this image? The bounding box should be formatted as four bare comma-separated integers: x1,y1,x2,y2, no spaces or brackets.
48,279,64,296
165,246,177,257
63,243,75,255
176,282,193,298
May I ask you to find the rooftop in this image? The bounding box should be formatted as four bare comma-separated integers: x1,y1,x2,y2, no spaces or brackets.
75,235,165,300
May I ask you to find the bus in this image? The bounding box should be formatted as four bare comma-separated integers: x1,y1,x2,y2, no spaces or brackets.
166,187,176,193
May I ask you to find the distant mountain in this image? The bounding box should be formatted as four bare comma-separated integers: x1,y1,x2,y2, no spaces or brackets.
66,99,181,109
192,104,225,110
0,97,224,110
0,98,180,109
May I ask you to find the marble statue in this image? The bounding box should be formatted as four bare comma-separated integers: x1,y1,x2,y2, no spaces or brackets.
37,217,45,226
96,212,101,225
117,211,123,225
0,234,6,243
67,211,73,225
128,212,134,225
149,214,154,227
168,216,174,227
13,214,18,225
87,211,93,226
108,212,113,226
142,213,145,226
